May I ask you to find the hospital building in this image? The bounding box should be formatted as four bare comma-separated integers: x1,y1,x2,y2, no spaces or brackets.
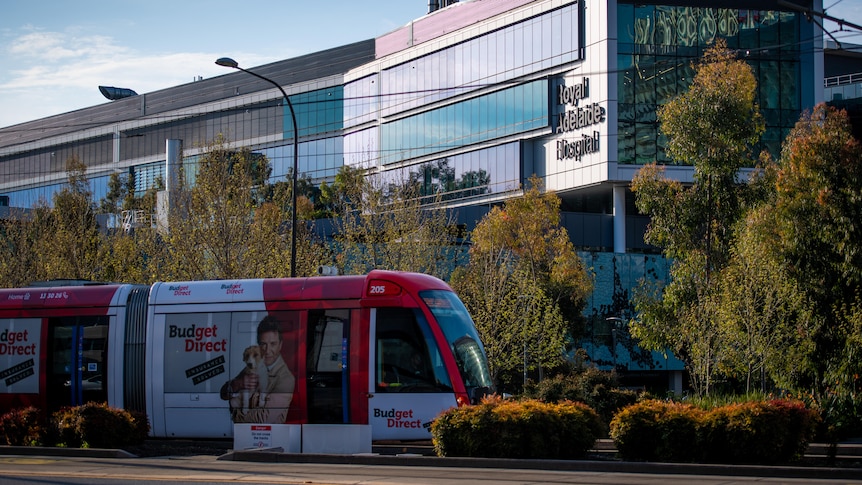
3,0,859,392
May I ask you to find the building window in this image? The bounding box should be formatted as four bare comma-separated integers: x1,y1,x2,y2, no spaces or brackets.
617,4,801,165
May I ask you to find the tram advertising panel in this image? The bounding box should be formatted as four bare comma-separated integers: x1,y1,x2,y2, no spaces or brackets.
0,318,40,394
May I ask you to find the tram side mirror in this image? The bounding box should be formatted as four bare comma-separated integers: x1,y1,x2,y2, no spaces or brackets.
469,386,493,404
317,265,339,276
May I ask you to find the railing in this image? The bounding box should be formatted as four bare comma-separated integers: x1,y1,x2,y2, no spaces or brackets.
825,72,862,87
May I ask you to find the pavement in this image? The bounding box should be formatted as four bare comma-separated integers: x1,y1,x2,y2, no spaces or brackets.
1,440,861,481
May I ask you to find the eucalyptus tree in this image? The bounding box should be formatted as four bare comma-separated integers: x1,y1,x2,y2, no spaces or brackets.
163,135,323,280
322,164,456,279
451,177,592,389
630,39,765,395
765,104,862,399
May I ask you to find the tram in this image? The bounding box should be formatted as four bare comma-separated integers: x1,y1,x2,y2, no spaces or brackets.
0,270,493,440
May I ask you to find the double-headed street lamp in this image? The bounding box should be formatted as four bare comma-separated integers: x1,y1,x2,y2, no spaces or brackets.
215,57,299,278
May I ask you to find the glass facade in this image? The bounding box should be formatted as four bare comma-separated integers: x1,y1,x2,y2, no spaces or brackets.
374,3,580,121
1,1,814,218
380,80,549,164
288,86,344,139
379,142,522,203
617,4,802,164
259,137,344,182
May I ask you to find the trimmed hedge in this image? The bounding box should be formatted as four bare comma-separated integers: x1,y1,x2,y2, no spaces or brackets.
430,397,603,459
610,399,820,464
0,403,149,449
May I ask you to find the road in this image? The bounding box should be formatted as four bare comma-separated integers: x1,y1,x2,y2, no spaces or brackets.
1,453,862,485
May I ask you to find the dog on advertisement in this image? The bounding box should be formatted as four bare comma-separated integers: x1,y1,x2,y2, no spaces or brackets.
228,345,270,414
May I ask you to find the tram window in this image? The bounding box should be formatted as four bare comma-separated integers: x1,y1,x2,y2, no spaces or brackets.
375,308,452,393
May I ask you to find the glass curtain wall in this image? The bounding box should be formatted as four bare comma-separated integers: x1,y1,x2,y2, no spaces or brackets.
344,3,582,203
617,4,802,165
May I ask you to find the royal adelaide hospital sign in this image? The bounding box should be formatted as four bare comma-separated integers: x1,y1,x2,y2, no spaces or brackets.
555,77,605,161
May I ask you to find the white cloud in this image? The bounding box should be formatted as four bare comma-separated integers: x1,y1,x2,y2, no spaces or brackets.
0,27,280,127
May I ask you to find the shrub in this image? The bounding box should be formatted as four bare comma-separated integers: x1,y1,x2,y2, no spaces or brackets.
0,407,50,446
524,368,638,428
609,400,702,462
127,409,151,444
610,398,819,464
431,396,603,459
700,400,819,464
53,402,145,449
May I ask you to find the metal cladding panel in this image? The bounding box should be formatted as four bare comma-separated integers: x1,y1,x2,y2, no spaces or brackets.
262,276,366,304
149,280,265,306
0,40,376,149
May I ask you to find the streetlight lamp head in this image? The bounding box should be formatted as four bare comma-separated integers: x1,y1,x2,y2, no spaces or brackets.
215,57,239,69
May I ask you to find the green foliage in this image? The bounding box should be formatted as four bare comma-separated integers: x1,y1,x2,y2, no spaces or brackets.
631,40,767,396
0,407,51,446
712,205,807,393
768,105,862,397
430,397,602,459
36,156,103,281
324,165,456,279
610,399,819,464
451,177,592,389
523,368,638,428
53,402,147,449
699,400,819,464
610,400,702,462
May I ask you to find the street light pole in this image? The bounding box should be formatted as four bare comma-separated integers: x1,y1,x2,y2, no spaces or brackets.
216,57,299,278
606,317,623,372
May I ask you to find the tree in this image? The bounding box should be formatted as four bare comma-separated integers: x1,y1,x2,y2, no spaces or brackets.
713,205,806,393
451,176,592,390
164,135,324,280
30,156,103,281
323,165,456,279
0,206,47,287
767,104,862,397
630,39,765,395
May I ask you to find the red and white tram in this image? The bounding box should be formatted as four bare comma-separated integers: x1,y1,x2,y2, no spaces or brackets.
0,270,493,440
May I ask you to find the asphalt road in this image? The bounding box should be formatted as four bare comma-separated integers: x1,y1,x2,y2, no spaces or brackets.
1,451,862,485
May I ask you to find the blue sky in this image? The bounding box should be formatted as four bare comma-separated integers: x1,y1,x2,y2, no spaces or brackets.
1,1,861,129
0,1,427,128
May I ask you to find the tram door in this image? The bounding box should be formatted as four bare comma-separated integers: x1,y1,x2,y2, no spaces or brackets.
46,317,108,410
306,309,349,423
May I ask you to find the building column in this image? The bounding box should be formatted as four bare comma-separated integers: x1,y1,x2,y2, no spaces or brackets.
613,184,626,253
157,139,183,233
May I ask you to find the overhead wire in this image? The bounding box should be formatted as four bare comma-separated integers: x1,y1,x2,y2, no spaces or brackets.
3,6,862,205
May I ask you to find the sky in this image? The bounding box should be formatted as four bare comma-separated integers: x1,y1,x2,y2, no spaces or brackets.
1,1,861,129
0,1,428,129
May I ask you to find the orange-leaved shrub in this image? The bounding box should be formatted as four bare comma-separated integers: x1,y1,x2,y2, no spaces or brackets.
699,399,819,464
430,396,603,459
0,406,52,446
609,400,702,462
610,399,819,463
